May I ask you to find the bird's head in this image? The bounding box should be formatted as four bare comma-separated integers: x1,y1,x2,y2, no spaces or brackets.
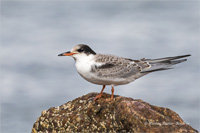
58,44,96,60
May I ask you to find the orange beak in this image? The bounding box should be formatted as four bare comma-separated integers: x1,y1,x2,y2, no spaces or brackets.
58,51,75,56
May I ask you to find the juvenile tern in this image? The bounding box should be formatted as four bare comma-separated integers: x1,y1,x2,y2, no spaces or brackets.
58,44,191,101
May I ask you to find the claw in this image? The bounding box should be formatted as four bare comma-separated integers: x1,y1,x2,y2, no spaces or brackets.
93,85,106,101
106,86,114,102
93,94,103,101
93,85,115,102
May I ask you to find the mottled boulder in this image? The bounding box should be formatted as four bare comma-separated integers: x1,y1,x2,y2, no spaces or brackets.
32,92,198,133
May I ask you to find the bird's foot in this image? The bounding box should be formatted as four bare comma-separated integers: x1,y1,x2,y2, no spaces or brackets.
106,95,114,102
93,93,103,101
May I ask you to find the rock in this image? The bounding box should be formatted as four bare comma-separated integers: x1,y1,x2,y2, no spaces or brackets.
32,92,198,133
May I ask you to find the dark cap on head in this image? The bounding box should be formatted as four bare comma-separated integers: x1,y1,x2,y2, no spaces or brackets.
77,44,96,55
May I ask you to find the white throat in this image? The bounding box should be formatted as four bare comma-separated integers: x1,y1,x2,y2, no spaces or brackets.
73,53,95,75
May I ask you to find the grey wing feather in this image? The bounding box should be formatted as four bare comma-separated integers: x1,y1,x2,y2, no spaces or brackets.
92,54,191,78
93,54,142,79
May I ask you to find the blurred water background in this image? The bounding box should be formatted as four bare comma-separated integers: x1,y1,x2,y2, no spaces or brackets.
1,1,199,132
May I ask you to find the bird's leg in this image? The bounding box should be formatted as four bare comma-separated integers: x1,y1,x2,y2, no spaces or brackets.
93,85,106,101
106,85,114,102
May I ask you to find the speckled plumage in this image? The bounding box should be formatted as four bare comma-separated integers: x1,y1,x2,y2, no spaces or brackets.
91,54,149,81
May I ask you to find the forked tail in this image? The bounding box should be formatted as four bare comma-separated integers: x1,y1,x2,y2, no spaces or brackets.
141,54,191,73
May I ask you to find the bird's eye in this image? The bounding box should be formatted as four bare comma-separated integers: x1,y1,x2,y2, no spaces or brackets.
77,48,84,52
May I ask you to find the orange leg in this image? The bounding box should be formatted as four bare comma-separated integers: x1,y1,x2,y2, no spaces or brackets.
106,86,114,102
94,85,106,101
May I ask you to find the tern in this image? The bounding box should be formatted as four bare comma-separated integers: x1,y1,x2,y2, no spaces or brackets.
58,44,191,101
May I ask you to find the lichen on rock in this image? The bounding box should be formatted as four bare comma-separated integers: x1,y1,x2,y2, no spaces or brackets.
32,92,198,133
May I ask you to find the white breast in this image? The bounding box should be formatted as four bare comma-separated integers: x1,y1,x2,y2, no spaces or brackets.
74,53,96,79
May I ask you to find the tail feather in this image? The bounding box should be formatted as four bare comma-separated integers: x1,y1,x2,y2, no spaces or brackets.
170,59,187,65
144,54,191,63
141,54,191,73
